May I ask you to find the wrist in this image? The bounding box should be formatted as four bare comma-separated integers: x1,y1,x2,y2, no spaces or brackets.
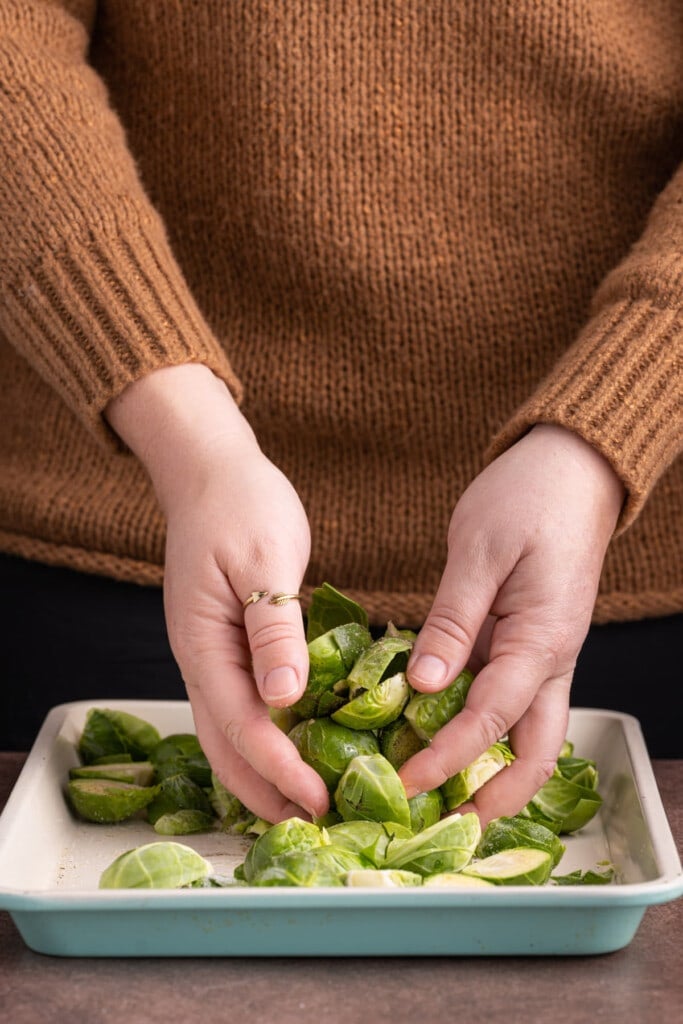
105,363,258,512
527,423,625,527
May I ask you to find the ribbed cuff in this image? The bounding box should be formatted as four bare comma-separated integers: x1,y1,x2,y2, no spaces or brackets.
2,213,243,451
487,298,683,532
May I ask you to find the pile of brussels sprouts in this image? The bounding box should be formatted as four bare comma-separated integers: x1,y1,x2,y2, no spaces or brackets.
66,583,613,889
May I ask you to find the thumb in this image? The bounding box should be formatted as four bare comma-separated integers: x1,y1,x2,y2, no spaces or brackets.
407,538,499,693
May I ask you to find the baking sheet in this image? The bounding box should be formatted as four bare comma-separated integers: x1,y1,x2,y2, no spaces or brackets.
0,700,680,957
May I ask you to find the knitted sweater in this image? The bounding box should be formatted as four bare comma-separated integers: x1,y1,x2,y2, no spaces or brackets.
1,0,681,627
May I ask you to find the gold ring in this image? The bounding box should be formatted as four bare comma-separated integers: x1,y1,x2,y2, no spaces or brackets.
242,590,269,609
268,592,303,606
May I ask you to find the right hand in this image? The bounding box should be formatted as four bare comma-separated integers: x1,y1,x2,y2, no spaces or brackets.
105,364,329,823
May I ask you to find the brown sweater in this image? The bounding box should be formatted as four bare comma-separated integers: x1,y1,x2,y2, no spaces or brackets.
1,0,681,627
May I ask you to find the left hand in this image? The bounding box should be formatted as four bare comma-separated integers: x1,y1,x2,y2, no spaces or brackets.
399,424,625,824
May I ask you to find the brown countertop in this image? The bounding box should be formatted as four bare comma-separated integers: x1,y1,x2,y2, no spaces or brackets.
0,752,681,1024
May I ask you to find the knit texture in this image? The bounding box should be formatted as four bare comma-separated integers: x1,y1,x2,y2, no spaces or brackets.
1,0,682,626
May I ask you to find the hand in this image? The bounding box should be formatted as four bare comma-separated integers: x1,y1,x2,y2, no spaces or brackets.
105,364,329,823
400,424,625,824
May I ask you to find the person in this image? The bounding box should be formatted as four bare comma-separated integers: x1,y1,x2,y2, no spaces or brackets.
1,1,681,825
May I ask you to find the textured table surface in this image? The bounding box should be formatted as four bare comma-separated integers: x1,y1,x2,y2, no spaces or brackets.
0,753,681,1024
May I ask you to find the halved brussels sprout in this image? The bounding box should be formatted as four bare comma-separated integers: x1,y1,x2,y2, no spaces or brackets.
146,773,213,825
345,869,423,887
379,716,424,770
345,635,414,696
67,778,158,823
555,757,599,789
288,717,380,790
78,708,161,764
403,669,474,741
461,847,553,886
384,812,481,876
334,753,411,829
525,775,603,834
99,841,212,889
251,846,365,887
423,873,495,889
476,814,566,869
269,706,301,734
241,817,324,882
69,761,155,786
331,672,411,731
440,742,515,811
209,773,259,834
325,819,412,867
292,623,373,718
408,788,444,833
149,733,212,787
153,809,216,835
305,582,369,642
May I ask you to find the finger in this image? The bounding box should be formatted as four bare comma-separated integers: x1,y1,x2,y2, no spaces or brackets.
241,588,309,708
406,533,501,693
466,676,570,825
186,645,329,818
399,640,553,797
190,689,315,823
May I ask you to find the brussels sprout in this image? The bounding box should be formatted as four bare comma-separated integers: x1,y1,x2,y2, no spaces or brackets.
385,812,481,876
345,869,423,887
269,706,301,734
556,756,599,789
525,775,603,834
305,582,369,642
288,718,380,790
314,810,343,828
441,742,515,811
209,773,258,834
67,778,158,823
379,716,425,770
476,814,566,869
331,672,411,731
559,739,574,758
251,846,365,887
326,819,412,867
78,708,161,764
461,847,553,886
403,669,474,741
423,873,495,888
153,809,217,835
408,789,444,833
345,636,414,696
99,841,212,889
69,761,155,786
334,754,411,829
146,773,213,825
149,733,212,787
292,623,373,718
241,817,324,882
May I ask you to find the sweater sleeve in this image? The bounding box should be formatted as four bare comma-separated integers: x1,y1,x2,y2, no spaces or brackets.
0,0,242,450
488,161,683,533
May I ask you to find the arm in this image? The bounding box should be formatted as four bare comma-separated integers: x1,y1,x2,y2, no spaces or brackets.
401,160,683,822
0,1,327,821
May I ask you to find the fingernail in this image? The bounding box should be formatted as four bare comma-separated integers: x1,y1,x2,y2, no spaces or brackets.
403,784,421,800
409,654,448,688
263,665,299,702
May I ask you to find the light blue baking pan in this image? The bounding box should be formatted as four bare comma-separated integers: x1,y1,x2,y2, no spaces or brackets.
0,701,680,957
